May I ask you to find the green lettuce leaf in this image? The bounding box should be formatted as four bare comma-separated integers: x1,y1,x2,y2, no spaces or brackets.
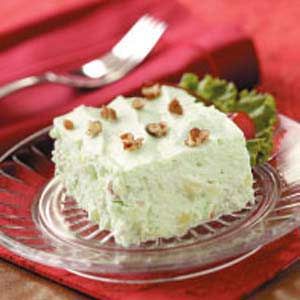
180,73,238,111
196,75,238,111
179,73,277,166
236,89,276,132
179,73,199,91
246,134,273,166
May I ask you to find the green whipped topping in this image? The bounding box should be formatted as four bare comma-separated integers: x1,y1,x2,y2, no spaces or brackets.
179,73,277,166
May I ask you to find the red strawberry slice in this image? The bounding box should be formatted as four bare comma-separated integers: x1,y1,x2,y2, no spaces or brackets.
229,112,256,140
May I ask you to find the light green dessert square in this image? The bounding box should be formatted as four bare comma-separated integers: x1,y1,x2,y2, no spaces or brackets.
50,85,254,246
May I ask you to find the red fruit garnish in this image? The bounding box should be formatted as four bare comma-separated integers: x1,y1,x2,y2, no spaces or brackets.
229,112,256,140
273,115,280,131
271,127,286,158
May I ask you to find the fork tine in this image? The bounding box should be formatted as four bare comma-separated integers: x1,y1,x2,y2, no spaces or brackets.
112,15,152,53
133,18,166,59
81,15,166,81
88,15,166,69
112,15,167,60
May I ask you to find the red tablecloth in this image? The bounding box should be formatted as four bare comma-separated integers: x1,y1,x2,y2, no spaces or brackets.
183,0,300,119
0,1,299,299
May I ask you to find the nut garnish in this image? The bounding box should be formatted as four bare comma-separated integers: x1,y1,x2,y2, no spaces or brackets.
132,98,145,110
145,122,168,138
141,83,161,100
185,128,209,147
101,105,117,121
168,99,183,115
120,132,143,151
87,120,102,137
63,119,74,130
120,132,133,141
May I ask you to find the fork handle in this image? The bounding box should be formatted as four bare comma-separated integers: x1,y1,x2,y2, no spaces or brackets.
0,74,49,99
0,72,83,99
0,72,105,99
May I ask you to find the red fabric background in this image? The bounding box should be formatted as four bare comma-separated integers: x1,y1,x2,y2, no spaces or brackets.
181,0,300,120
1,0,298,119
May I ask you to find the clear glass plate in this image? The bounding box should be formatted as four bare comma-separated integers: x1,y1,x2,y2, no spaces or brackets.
0,115,299,284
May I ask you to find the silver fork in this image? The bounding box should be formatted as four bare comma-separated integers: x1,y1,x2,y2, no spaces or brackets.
0,15,167,99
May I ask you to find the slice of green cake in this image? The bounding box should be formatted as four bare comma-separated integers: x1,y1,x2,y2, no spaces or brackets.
50,85,254,246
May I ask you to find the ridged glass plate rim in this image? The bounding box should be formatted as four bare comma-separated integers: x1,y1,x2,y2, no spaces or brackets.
0,114,299,283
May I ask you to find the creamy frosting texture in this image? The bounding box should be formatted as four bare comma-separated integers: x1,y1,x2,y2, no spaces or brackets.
51,85,254,246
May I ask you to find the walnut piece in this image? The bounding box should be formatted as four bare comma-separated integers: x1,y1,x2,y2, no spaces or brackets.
87,120,102,137
185,128,209,147
141,83,161,100
63,119,74,130
101,105,117,121
120,132,133,141
145,122,168,138
132,98,145,110
120,132,143,151
168,98,183,115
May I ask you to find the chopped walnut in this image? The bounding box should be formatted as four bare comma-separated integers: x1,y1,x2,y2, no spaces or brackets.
87,120,102,137
132,98,145,110
185,128,209,147
120,132,143,151
168,98,183,115
101,105,117,121
63,119,74,130
141,83,161,100
120,132,133,141
145,122,168,138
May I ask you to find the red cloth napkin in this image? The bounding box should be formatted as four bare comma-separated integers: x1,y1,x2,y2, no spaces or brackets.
0,0,299,299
